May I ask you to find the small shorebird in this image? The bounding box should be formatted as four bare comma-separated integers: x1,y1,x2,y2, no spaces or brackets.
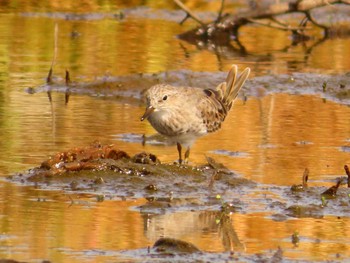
141,65,250,164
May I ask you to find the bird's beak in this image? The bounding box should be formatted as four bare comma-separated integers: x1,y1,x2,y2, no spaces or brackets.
140,105,155,121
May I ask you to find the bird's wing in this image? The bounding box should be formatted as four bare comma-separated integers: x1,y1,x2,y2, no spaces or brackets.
196,88,228,133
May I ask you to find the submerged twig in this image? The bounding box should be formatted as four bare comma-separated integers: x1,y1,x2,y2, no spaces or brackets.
46,68,53,84
177,0,350,43
65,69,71,105
291,168,309,192
47,91,52,103
216,0,226,22
321,179,342,198
302,168,309,187
47,23,58,84
246,18,309,32
344,165,350,188
173,0,205,26
65,69,71,85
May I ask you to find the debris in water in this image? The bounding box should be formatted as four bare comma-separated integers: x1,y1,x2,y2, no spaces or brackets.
344,165,350,188
132,152,160,164
321,179,342,199
153,237,201,254
291,231,299,247
291,168,309,192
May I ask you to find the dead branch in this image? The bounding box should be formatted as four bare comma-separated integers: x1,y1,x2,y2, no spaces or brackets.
245,18,308,31
175,0,350,43
47,23,58,84
173,0,205,26
216,0,226,22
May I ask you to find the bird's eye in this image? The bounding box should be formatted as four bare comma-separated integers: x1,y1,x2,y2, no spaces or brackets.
163,95,168,101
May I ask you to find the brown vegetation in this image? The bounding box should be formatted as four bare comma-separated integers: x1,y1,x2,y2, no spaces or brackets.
175,0,350,44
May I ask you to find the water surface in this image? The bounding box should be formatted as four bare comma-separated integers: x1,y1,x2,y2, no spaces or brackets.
0,1,349,262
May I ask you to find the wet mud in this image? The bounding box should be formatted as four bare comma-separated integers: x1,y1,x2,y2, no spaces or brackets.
8,142,255,211
11,152,350,220
27,70,350,107
7,139,350,262
16,70,350,261
20,6,217,23
3,3,350,262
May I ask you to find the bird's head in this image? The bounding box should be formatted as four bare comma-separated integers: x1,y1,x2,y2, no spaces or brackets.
140,84,177,121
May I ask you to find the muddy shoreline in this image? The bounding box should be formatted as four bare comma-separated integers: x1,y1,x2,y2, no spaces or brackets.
10,69,348,262
28,70,350,106
7,140,350,262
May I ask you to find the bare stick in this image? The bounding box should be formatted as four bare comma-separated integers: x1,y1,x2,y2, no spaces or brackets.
269,16,289,27
217,0,225,22
173,0,205,26
47,23,58,84
246,18,310,31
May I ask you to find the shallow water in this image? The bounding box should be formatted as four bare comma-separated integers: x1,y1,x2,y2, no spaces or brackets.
0,1,350,262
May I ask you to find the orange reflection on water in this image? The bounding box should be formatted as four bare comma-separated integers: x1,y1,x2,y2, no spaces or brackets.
0,1,349,262
143,94,350,186
0,183,149,262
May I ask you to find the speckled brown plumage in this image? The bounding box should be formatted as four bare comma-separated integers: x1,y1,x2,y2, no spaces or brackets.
141,65,250,163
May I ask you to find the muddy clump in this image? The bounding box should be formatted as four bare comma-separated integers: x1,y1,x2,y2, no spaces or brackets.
8,143,350,220
9,142,255,211
35,141,131,178
153,237,201,254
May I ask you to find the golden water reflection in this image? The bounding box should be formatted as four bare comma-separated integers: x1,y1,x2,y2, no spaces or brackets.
1,91,349,186
0,1,350,262
1,182,350,262
0,90,349,261
145,94,350,186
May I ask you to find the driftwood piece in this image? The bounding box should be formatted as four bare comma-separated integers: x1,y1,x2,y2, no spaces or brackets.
175,0,350,44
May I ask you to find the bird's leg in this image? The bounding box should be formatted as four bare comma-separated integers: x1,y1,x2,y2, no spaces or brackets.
184,147,190,164
177,142,183,164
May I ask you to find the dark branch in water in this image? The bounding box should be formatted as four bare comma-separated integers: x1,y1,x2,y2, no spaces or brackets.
65,70,71,85
216,0,226,22
173,0,205,26
321,179,342,198
47,91,52,103
46,68,53,84
175,0,350,44
47,23,58,85
344,165,350,188
45,24,71,105
302,168,309,187
65,70,71,105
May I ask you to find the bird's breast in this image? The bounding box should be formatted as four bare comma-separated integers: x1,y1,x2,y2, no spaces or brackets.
147,109,206,137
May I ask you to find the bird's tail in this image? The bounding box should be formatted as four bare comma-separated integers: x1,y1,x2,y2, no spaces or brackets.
216,65,250,111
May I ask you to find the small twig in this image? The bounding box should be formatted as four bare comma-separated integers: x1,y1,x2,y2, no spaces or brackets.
47,23,58,84
179,13,190,25
299,16,309,27
216,0,225,22
65,69,70,85
65,70,71,104
178,0,350,42
269,16,289,27
46,68,53,84
344,165,350,188
303,10,329,36
246,18,309,31
68,195,74,207
298,16,309,32
208,170,217,189
173,0,205,26
47,91,52,103
65,90,70,105
302,168,309,187
321,179,342,197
